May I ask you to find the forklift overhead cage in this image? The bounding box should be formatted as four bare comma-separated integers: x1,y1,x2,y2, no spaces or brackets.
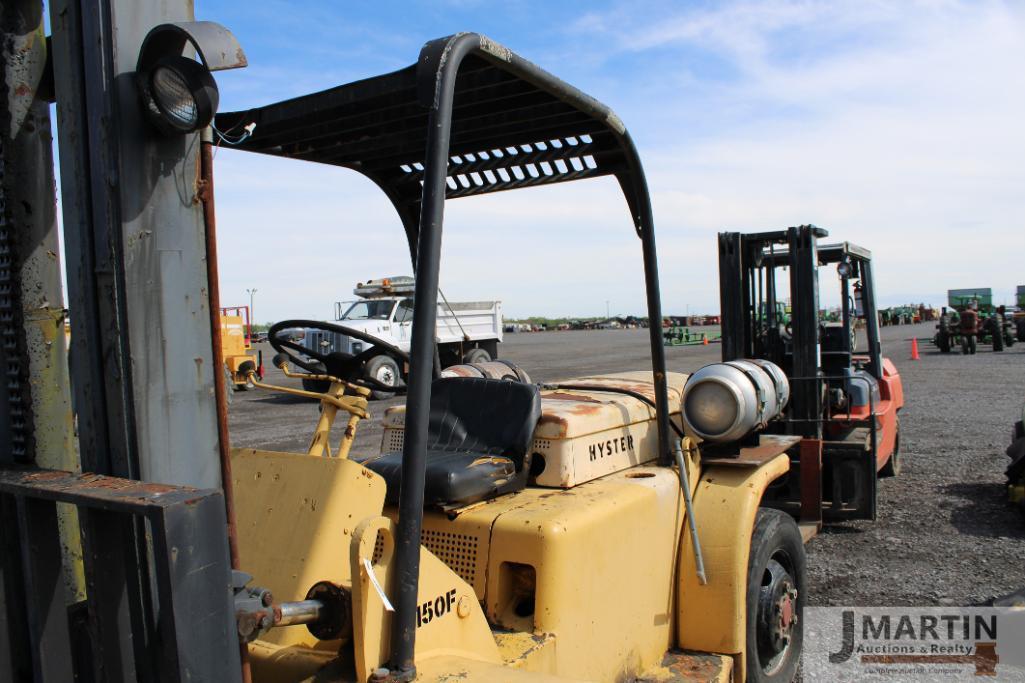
217,32,675,677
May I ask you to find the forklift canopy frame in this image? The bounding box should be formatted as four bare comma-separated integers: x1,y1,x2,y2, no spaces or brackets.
216,32,671,676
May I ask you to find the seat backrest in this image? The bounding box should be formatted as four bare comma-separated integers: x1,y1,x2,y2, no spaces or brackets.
426,377,541,468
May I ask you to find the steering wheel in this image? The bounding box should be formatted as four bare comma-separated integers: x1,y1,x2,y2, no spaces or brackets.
269,319,410,393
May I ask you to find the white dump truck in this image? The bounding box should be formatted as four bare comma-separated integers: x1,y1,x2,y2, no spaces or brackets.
297,276,503,397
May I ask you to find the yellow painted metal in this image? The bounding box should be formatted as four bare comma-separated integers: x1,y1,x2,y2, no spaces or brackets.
349,517,500,681
484,467,684,681
309,381,347,457
220,312,256,385
248,376,369,422
414,655,586,682
677,452,791,681
231,448,386,651
495,632,558,671
237,368,788,683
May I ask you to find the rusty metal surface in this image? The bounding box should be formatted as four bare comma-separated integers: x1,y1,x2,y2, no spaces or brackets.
0,467,218,512
799,438,823,531
200,132,252,683
536,371,686,440
635,649,733,682
699,434,801,467
137,21,247,73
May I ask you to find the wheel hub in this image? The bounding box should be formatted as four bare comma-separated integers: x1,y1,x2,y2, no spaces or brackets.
758,559,799,659
375,366,395,385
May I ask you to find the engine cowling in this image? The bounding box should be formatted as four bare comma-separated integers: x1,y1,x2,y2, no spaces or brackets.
682,359,789,443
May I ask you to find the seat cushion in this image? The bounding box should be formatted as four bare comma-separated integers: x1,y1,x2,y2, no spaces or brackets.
360,450,524,507
358,377,541,507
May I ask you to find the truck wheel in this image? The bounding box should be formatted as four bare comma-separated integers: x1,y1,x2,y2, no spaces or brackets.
746,508,805,683
462,347,491,364
365,355,400,400
879,418,901,477
302,378,331,394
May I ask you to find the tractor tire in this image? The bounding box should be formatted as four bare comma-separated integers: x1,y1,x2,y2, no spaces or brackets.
1017,319,1025,343
961,335,970,354
879,418,901,477
302,377,331,394
970,336,978,354
462,347,492,364
936,331,950,353
746,509,806,683
237,361,256,390
365,355,401,401
994,330,1004,352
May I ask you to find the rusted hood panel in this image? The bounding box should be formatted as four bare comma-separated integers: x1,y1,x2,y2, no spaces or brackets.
535,371,687,440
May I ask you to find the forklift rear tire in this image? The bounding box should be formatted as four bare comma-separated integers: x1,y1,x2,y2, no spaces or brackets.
746,508,805,683
879,419,901,477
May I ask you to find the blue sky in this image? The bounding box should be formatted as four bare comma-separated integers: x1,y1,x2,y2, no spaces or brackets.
201,1,1025,322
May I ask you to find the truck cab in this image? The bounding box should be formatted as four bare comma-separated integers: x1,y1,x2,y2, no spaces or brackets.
296,277,503,397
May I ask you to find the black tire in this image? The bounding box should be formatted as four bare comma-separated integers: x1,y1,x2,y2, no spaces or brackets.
879,418,901,477
302,377,331,394
969,336,978,354
365,355,401,401
1017,320,1025,343
936,331,950,353
462,347,491,364
961,335,970,354
746,509,806,683
994,331,1004,352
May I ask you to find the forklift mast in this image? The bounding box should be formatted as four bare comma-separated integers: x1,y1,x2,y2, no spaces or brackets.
718,225,884,440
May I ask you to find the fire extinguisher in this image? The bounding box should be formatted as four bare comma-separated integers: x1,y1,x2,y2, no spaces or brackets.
853,282,865,318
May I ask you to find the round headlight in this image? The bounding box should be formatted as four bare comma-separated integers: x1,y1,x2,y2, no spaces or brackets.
685,380,739,437
141,56,219,135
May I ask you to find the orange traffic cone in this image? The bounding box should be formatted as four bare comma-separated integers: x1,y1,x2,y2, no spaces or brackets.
703,337,709,345
910,338,920,360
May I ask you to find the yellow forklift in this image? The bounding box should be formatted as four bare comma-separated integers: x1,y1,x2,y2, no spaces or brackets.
216,33,828,683
220,305,261,390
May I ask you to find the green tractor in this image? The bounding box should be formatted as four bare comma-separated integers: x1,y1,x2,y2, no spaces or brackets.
934,288,1016,353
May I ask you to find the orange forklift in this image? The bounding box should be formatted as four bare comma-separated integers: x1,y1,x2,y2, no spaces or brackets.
717,227,904,522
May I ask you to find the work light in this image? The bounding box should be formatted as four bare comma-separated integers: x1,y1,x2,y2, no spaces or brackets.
143,56,219,134
837,258,853,278
136,22,247,136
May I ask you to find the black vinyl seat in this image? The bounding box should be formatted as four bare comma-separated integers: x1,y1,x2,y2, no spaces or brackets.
358,377,541,508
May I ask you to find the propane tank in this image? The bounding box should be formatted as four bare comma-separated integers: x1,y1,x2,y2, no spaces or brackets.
682,359,789,443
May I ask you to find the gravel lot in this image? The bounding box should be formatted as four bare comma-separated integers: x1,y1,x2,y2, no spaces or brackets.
229,321,1025,607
